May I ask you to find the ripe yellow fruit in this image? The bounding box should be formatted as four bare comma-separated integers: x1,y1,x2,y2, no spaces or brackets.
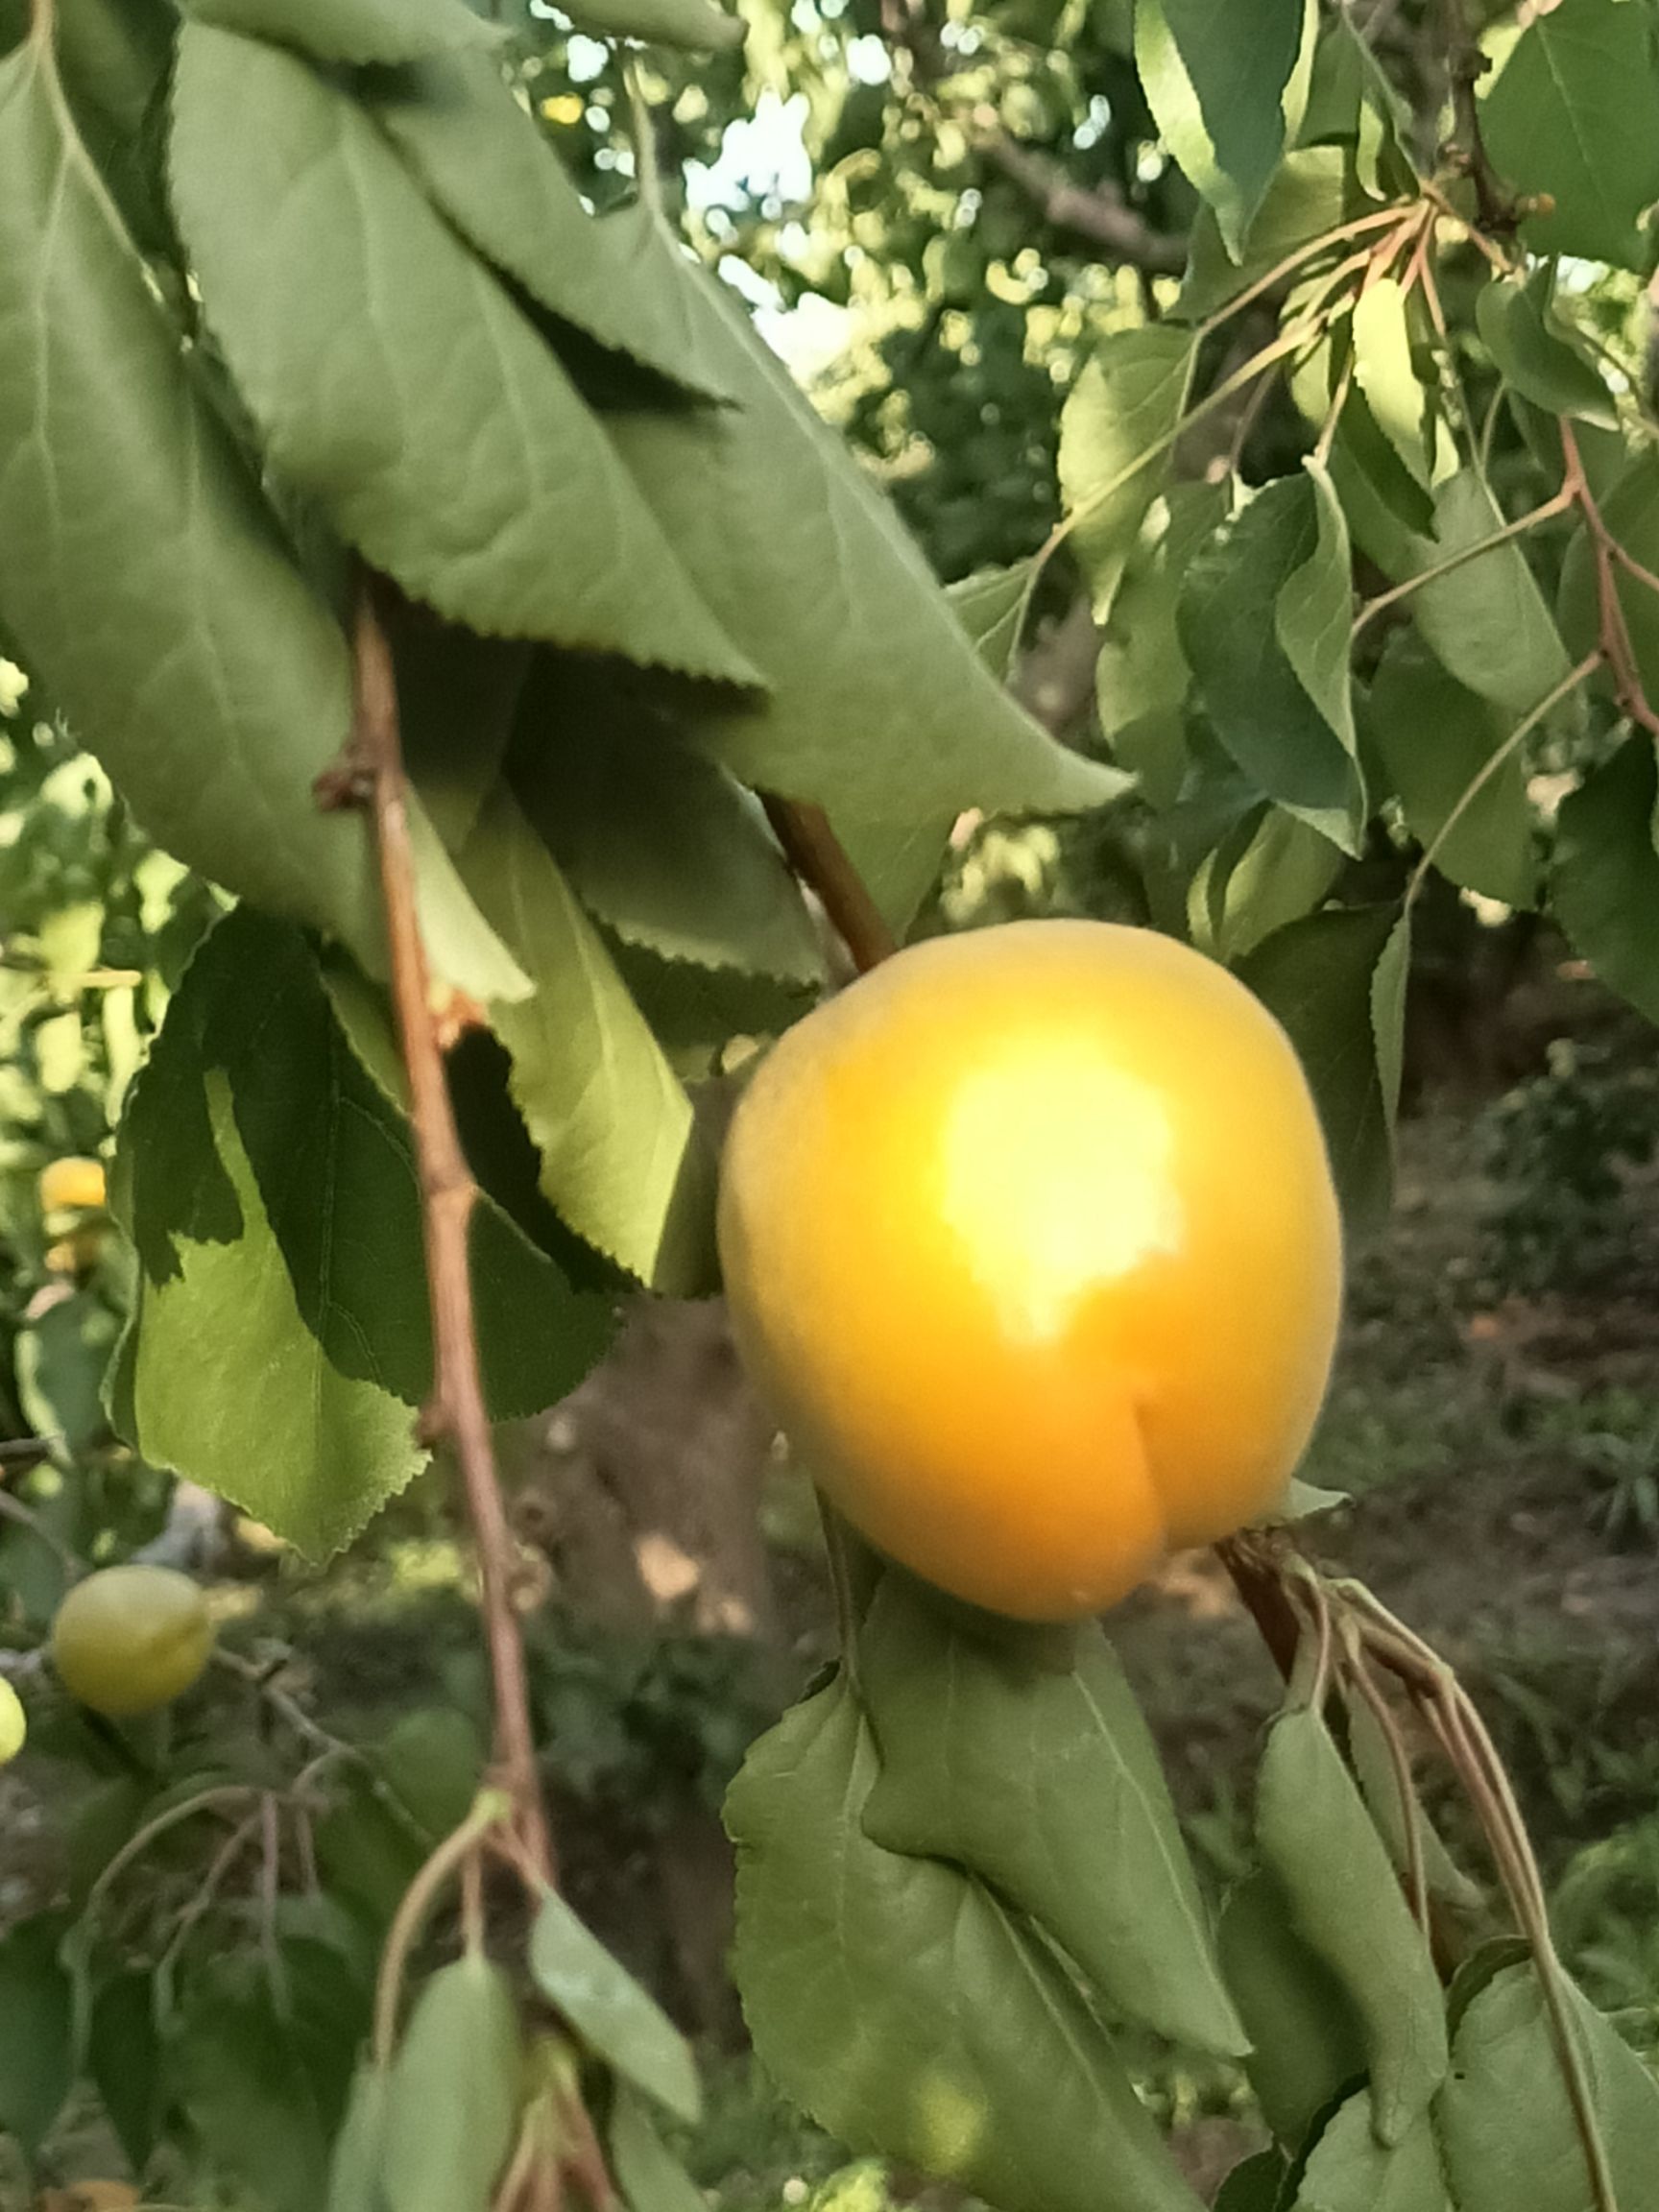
0,1677,25,1765
38,1156,107,1214
51,1565,216,1718
718,921,1342,1622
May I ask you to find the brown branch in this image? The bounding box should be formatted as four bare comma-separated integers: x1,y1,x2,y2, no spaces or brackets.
1440,0,1522,235
976,133,1188,275
324,575,553,1886
761,797,898,975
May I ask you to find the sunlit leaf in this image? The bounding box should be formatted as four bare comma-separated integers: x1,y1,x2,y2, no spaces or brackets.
1058,325,1196,616
560,0,744,49
1276,457,1357,752
1476,274,1619,430
1410,472,1571,716
1096,483,1227,810
529,1889,701,2125
382,1958,521,2212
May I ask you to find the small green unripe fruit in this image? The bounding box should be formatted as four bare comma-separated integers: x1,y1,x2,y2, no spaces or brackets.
51,1565,215,1718
0,1677,25,1765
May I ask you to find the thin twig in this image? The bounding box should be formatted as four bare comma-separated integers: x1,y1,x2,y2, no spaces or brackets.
1340,1629,1430,1932
323,574,553,1886
0,1485,82,1575
373,1792,511,2065
1561,420,1659,740
1353,484,1576,634
760,798,897,975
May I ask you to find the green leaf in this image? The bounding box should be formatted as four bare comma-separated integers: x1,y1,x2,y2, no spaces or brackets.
1327,392,1435,583
1057,325,1196,616
1481,0,1659,270
373,1708,485,1843
325,2063,392,2212
602,208,1122,826
1410,472,1571,717
1439,1962,1659,2211
169,26,756,685
1239,907,1401,1230
54,0,177,254
948,563,1032,683
183,0,493,60
1190,805,1342,965
1344,1700,1484,1918
361,50,735,401
1178,146,1351,321
111,909,613,1553
1289,2091,1450,2212
1352,279,1434,490
528,1887,701,2126
89,1970,163,2174
1136,0,1314,255
1276,458,1358,753
455,787,716,1293
727,1677,1208,2212
0,1917,73,2160
610,2084,709,2212
1369,637,1538,908
392,608,531,854
383,1956,521,2212
508,659,824,986
560,0,744,50
0,35,384,969
1552,733,1659,1027
1181,476,1366,854
1370,913,1410,1178
855,1573,1248,2058
16,1289,119,1454
1256,1704,1448,2143
1218,1871,1368,2152
612,939,814,1077
174,1951,363,2212
1096,482,1228,811
1476,274,1619,430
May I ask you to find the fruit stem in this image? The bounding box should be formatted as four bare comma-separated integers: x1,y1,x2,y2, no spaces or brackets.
326,572,554,1889
761,797,898,976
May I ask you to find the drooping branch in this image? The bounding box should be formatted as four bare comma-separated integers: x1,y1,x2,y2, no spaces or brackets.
1439,0,1523,236
975,133,1188,275
320,574,553,1887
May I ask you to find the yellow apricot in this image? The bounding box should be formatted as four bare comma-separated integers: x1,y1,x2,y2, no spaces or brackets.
51,1565,216,1718
38,1156,107,1214
0,1676,24,1765
718,920,1342,1622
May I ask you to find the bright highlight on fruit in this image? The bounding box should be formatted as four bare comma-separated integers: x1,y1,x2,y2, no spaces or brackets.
0,1677,25,1766
38,1156,107,1213
718,920,1343,1622
50,1565,216,1719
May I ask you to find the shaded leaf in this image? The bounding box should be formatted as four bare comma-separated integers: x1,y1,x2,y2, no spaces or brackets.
111,910,613,1554
1218,1871,1368,2151
1136,0,1313,254
1438,1962,1659,2212
170,26,756,683
1096,483,1227,810
1552,733,1659,1026
947,564,1032,683
610,2084,708,2212
1215,2150,1290,2212
1181,477,1366,854
361,49,734,401
0,1917,73,2160
89,1971,163,2174
54,0,177,254
612,939,814,1078
1238,906,1407,1230
1476,274,1619,430
1257,1705,1448,2143
561,0,744,49
1481,0,1659,269
383,1956,521,2212
1290,2091,1450,2212
529,1888,701,2125
1410,472,1571,716
1370,913,1410,1181
391,606,531,854
1557,451,1659,703
1345,1699,1483,1918
727,1677,1208,2212
1058,325,1196,616
1276,458,1357,752
856,1573,1247,2058
0,35,382,967
508,660,824,985
181,0,495,62
1370,636,1538,907
602,208,1122,825
456,787,716,1293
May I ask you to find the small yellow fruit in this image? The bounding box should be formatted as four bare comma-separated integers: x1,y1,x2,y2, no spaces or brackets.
51,1565,216,1718
38,1156,107,1214
718,920,1342,1622
0,1677,25,1765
